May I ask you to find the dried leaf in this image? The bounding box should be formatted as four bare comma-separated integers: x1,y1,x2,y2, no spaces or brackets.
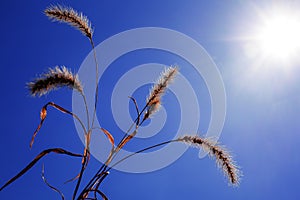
64,146,90,185
64,173,80,184
30,102,86,148
30,106,48,148
92,189,108,200
40,106,47,120
117,130,137,151
100,128,114,146
0,148,82,191
48,102,71,114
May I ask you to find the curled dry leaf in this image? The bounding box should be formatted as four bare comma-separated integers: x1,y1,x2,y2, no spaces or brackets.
100,128,114,147
0,148,82,191
40,107,47,120
117,130,138,151
30,102,87,148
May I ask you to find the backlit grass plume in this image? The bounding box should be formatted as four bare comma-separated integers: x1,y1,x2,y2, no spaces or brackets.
0,4,241,200
179,135,240,185
28,66,83,96
144,66,178,119
44,5,93,40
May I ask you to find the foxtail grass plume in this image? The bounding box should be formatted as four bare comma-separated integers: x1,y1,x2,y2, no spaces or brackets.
44,5,93,40
144,66,178,119
28,66,83,96
179,135,240,185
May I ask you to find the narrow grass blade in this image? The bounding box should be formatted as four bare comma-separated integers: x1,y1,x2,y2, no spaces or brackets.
30,102,87,148
41,164,65,200
0,148,82,191
116,129,137,151
128,96,140,126
99,128,114,147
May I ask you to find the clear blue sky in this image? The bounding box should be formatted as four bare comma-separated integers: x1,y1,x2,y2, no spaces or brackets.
1,0,300,199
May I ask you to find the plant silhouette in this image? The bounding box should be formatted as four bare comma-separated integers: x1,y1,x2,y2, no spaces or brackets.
0,4,240,200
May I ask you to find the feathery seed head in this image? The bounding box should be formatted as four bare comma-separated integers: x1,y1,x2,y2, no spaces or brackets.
179,135,240,186
144,66,178,119
28,66,83,97
44,5,93,40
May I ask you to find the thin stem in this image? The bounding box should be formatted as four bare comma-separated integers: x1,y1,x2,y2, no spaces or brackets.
90,39,99,128
78,87,162,198
93,172,109,199
42,164,65,200
106,104,148,169
78,103,149,199
94,139,180,189
128,96,140,126
77,165,106,199
115,103,148,152
73,149,89,200
116,92,158,149
74,38,98,199
89,188,108,200
72,94,90,199
81,93,90,131
109,139,179,171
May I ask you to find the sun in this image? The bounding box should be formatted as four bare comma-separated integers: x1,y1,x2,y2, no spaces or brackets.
239,6,300,89
256,12,300,61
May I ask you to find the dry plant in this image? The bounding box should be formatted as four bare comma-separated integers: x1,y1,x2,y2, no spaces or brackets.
0,4,241,200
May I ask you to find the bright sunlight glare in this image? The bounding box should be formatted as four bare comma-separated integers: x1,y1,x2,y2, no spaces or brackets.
257,13,300,60
240,7,300,92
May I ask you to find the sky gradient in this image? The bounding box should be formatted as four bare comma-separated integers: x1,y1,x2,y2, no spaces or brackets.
1,1,300,199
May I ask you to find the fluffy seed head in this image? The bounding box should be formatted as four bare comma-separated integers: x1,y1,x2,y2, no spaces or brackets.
28,66,83,96
44,5,93,39
144,66,178,119
179,135,240,185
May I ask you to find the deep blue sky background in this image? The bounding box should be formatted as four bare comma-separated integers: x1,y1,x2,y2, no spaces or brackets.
1,0,300,199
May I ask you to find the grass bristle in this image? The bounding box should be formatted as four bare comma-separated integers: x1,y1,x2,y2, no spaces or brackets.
28,66,83,96
44,5,93,40
144,66,178,119
179,135,240,186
